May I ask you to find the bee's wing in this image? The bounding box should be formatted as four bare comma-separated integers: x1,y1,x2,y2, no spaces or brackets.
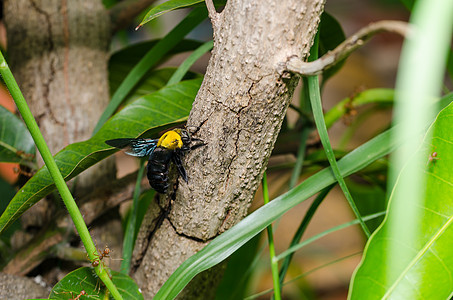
105,138,158,157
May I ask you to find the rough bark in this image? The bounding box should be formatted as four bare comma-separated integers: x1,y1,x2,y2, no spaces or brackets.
0,273,49,300
4,0,116,236
4,0,115,197
132,0,325,297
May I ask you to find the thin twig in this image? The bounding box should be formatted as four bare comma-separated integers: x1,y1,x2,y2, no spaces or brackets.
205,0,218,22
287,20,410,76
109,0,158,33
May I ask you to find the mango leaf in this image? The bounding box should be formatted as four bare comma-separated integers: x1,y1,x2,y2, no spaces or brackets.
0,79,202,234
0,105,35,163
349,101,453,299
154,124,400,299
49,267,143,299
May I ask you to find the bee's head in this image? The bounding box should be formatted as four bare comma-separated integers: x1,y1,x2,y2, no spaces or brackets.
178,129,191,146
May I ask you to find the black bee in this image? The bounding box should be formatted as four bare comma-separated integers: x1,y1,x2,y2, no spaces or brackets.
105,128,203,193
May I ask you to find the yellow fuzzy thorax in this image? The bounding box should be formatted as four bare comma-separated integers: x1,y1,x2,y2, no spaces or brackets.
157,130,183,150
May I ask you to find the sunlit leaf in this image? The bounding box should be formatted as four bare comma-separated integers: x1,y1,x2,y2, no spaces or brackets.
49,267,143,299
0,79,202,234
349,102,453,299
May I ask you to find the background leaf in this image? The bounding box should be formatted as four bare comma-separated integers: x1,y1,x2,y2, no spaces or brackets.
95,8,207,133
49,266,143,299
318,12,346,84
349,102,453,299
0,79,202,234
138,0,204,26
110,67,202,104
108,39,203,94
0,105,35,163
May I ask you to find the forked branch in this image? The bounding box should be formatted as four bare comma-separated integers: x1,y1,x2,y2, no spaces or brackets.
205,0,219,24
287,20,410,76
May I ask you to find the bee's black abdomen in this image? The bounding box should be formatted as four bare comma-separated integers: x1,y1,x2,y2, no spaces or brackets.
147,147,173,193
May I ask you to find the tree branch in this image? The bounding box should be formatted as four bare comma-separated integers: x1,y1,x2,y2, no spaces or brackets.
287,20,410,76
205,0,219,26
109,0,158,33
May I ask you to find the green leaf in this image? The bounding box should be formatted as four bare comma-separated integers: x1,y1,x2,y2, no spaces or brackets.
215,234,261,300
110,66,202,105
347,178,386,233
154,125,399,299
167,40,213,86
95,8,207,133
138,0,204,27
308,33,370,237
109,40,203,95
400,0,416,10
0,105,35,163
349,102,453,298
0,79,202,234
49,266,143,299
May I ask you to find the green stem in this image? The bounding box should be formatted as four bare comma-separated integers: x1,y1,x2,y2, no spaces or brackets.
323,88,395,129
262,172,281,300
0,51,123,300
307,34,370,238
121,160,146,274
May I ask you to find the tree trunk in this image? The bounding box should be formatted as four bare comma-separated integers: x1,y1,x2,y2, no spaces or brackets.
132,0,325,298
4,0,116,227
4,0,115,193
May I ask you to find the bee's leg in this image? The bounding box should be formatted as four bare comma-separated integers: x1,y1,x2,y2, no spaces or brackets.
172,152,188,182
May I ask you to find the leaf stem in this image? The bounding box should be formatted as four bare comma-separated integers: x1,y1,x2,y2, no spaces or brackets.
262,172,282,300
0,51,123,300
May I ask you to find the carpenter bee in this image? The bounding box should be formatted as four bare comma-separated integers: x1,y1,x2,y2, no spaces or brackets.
105,128,203,194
